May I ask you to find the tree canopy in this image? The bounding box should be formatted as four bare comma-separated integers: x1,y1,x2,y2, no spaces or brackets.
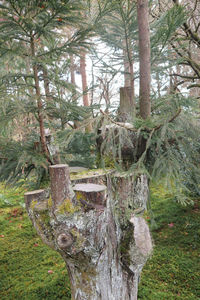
0,0,200,202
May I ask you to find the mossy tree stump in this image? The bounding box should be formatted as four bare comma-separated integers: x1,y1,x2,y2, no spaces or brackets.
25,164,152,300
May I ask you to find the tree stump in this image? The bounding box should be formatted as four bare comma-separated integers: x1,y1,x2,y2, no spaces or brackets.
25,164,152,300
118,87,135,122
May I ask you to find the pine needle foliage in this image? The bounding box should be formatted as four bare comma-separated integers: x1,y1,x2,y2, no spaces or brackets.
0,0,100,185
0,135,49,187
99,94,200,204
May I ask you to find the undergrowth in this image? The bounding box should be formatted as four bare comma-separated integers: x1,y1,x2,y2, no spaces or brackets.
0,182,199,299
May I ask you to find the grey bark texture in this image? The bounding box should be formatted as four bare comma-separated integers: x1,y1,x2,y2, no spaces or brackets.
25,165,152,300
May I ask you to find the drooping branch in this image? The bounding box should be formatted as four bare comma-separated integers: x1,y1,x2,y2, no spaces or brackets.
170,73,199,80
100,108,181,133
172,0,200,48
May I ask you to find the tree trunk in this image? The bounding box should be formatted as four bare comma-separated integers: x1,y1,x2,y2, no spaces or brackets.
30,37,50,160
42,67,60,164
80,51,92,132
123,40,135,99
80,52,90,107
70,54,76,86
25,165,153,300
118,87,135,122
137,0,151,119
42,67,51,101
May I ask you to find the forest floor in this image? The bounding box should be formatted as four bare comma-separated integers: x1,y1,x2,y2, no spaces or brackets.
0,182,199,300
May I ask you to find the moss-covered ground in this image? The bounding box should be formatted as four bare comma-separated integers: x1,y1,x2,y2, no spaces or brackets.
0,182,199,299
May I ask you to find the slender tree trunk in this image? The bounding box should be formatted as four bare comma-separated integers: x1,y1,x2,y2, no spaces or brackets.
30,37,50,160
120,39,135,122
80,52,90,107
123,41,135,97
41,67,60,164
42,67,51,101
70,54,76,86
137,0,151,119
123,47,132,88
25,165,153,300
80,51,92,131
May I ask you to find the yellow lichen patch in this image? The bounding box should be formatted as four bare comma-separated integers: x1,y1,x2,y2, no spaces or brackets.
48,196,53,208
71,228,85,250
75,191,87,204
57,198,80,215
30,199,38,211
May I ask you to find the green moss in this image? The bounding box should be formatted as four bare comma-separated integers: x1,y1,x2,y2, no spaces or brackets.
70,168,112,180
0,183,25,208
57,198,80,215
0,204,71,300
119,223,134,267
37,210,50,227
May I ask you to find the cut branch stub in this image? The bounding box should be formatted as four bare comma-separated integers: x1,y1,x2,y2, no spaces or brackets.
24,189,54,249
73,183,107,211
24,189,46,212
49,164,72,214
57,232,73,250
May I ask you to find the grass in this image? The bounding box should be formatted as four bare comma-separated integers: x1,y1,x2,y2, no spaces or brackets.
0,182,199,299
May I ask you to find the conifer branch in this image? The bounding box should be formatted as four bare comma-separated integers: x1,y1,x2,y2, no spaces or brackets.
100,108,182,133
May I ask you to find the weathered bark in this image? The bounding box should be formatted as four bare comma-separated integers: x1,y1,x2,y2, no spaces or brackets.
137,0,151,119
25,164,152,300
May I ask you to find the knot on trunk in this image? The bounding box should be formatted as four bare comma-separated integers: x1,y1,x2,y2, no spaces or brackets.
57,232,73,249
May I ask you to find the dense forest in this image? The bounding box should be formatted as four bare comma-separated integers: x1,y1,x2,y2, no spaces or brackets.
0,0,200,299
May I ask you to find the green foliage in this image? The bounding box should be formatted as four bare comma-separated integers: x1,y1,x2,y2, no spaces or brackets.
0,136,49,187
0,0,100,185
0,183,25,208
97,0,137,50
63,131,97,168
151,4,186,51
99,94,200,202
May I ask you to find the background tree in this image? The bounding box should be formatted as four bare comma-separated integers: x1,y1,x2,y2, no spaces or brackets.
0,0,97,184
